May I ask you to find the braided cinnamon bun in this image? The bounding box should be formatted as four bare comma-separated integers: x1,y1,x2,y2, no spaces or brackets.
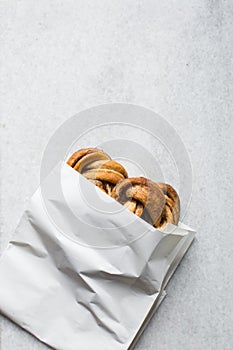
111,177,166,226
155,183,180,228
67,148,128,195
67,148,180,229
111,177,180,229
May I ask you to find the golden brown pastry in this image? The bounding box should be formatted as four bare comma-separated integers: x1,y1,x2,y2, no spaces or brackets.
111,177,180,229
111,177,166,226
155,183,180,228
67,148,128,195
67,148,180,229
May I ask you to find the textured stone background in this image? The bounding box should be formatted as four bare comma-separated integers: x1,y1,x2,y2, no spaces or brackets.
0,1,233,349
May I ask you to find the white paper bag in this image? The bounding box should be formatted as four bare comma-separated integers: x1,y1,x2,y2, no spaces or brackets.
0,162,195,350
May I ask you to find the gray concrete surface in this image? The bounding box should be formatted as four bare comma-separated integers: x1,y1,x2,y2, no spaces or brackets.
0,1,233,349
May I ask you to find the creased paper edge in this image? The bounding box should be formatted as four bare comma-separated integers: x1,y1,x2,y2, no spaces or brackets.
127,227,196,350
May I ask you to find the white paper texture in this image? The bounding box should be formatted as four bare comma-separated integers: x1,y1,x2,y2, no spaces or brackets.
0,162,195,350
